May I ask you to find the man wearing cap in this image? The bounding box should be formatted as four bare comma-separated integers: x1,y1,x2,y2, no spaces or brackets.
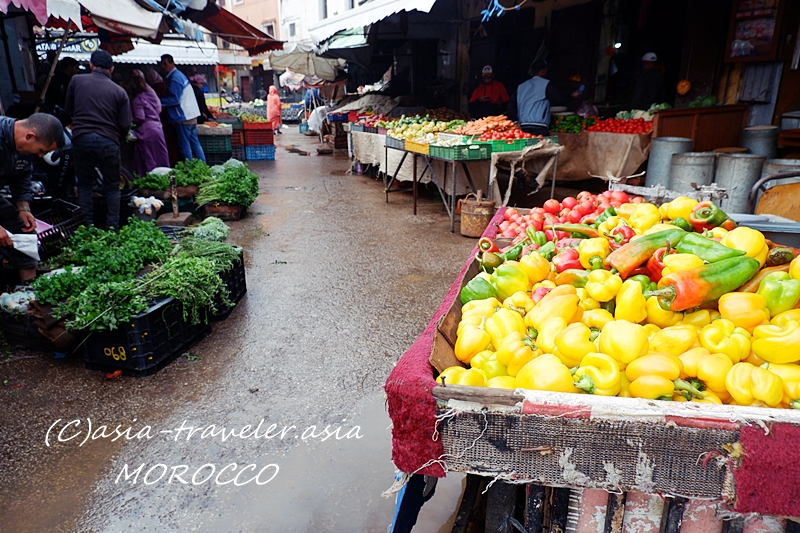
158,54,206,164
631,52,664,110
469,65,509,119
508,59,582,135
64,50,131,230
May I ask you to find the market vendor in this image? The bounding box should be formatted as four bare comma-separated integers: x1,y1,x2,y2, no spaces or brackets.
0,113,64,282
468,65,509,119
631,52,664,111
508,59,582,135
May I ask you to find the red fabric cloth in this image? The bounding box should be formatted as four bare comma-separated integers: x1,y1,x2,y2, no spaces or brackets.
384,208,505,477
733,423,800,516
469,80,510,104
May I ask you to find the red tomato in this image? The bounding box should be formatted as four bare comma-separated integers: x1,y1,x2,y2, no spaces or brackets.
597,202,611,211
576,191,594,203
529,218,543,232
631,196,644,203
561,196,577,209
543,199,561,214
508,222,519,232
567,209,582,223
610,190,629,204
531,211,544,223
576,201,594,216
501,229,517,238
505,207,519,219
499,221,510,232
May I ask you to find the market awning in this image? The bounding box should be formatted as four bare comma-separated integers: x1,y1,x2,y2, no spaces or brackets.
55,37,219,65
307,0,438,45
183,4,282,55
46,0,82,30
78,0,166,40
269,42,345,82
0,0,47,25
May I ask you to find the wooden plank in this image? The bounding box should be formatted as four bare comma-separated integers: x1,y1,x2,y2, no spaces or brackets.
526,484,547,532
605,492,626,533
662,497,687,533
432,384,519,406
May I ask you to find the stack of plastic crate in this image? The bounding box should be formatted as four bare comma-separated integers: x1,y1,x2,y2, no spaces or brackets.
198,124,233,165
243,121,275,161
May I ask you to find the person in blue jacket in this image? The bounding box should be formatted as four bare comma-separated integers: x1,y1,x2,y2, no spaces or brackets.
507,59,582,135
157,54,205,163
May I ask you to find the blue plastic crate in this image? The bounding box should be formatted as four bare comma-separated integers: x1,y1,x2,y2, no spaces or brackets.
245,145,275,161
299,123,309,133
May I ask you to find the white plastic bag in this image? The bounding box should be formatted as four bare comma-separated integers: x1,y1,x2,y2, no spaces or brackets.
6,232,39,261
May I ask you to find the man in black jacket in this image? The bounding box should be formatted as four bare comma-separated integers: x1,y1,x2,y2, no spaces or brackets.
44,56,79,117
64,50,131,229
0,113,64,282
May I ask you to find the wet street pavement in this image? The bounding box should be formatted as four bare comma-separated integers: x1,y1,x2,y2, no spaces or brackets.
0,128,476,532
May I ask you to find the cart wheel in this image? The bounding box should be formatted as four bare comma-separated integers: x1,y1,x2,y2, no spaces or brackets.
120,166,134,189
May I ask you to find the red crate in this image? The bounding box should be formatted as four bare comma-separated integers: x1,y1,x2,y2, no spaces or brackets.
230,129,245,146
242,121,272,130
244,129,274,146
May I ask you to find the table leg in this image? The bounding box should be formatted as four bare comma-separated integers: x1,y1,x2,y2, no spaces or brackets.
550,153,559,200
385,150,408,203
424,157,448,214
451,161,457,233
413,154,417,216
460,162,477,193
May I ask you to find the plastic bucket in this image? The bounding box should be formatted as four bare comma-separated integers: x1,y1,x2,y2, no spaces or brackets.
714,153,766,214
669,152,716,194
646,137,693,188
459,191,495,238
741,125,779,160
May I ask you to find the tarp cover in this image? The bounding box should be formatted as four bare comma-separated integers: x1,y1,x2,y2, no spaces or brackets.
79,0,165,39
188,5,282,54
308,0,438,45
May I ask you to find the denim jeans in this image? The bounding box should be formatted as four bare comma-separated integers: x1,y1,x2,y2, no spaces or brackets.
175,123,206,163
72,133,121,229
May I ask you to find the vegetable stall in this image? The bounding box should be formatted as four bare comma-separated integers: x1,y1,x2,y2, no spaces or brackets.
385,191,800,530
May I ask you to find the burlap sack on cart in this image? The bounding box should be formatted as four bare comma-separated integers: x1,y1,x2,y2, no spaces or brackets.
556,131,651,181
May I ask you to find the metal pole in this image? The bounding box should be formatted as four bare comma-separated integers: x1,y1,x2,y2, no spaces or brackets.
35,25,71,114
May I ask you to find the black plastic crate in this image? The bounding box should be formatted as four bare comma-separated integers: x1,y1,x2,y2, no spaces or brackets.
83,297,210,377
65,189,139,231
36,199,82,260
158,226,186,244
0,311,56,351
212,247,247,321
206,152,233,166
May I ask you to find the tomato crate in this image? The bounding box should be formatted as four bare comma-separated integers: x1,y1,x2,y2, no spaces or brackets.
83,297,211,377
525,135,559,146
0,310,56,351
230,129,245,146
231,145,246,161
487,138,527,152
245,144,275,161
205,151,233,166
198,135,232,154
385,136,405,150
36,199,82,260
405,139,430,155
203,201,245,221
242,121,272,130
429,143,492,161
211,247,247,321
244,129,274,146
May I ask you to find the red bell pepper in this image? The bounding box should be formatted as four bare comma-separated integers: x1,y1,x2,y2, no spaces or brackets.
646,244,674,282
688,201,737,232
609,225,635,250
552,248,582,273
605,228,687,279
478,237,500,253
531,287,552,303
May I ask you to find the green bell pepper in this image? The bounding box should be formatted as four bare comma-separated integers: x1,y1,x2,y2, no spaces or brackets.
629,274,657,293
491,263,529,301
670,217,693,232
527,227,548,246
592,207,617,228
460,277,497,305
675,232,745,263
757,272,800,316
498,243,524,262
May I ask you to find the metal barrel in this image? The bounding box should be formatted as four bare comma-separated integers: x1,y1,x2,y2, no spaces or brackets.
715,152,766,213
645,137,692,188
669,152,716,194
757,159,800,201
741,125,780,159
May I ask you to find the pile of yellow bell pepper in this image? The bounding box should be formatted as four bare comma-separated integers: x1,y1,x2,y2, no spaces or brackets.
440,196,800,410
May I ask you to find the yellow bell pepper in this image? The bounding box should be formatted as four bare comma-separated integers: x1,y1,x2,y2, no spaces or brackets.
679,309,718,329
457,368,487,387
618,373,632,397
615,279,647,323
678,347,712,379
504,291,534,315
585,270,623,303
763,363,800,404
718,293,770,333
599,319,649,368
661,253,705,277
720,227,769,267
536,316,568,354
533,280,557,290
519,252,552,285
496,332,542,377
667,196,699,221
708,227,729,240
581,308,615,330
469,349,494,368
725,362,784,407
516,353,578,393
649,325,698,357
658,201,671,220
454,322,492,363
486,376,517,389
743,350,767,367
525,288,581,330
791,256,800,282
576,288,600,311
645,297,682,328
554,322,597,367
629,203,662,233
696,352,734,392
698,318,751,364
625,353,683,382
436,366,466,385
597,216,624,238
693,390,723,404
616,202,638,221
461,297,501,320
573,352,621,396
752,320,800,364
644,223,681,236
644,323,661,341
629,375,675,399
770,309,800,328
578,238,611,270
484,308,527,350
457,314,483,336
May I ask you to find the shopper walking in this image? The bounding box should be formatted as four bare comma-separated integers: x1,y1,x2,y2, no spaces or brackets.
130,70,169,176
64,50,131,230
267,85,282,134
0,113,64,282
158,54,205,163
145,69,179,167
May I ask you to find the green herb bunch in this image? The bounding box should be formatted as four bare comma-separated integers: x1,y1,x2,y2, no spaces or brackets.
196,162,259,208
132,172,170,190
